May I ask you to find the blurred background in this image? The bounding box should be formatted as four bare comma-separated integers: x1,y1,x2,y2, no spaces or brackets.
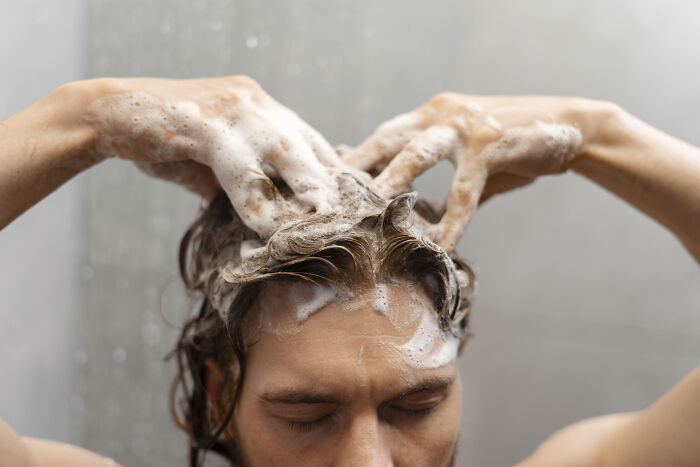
1,0,699,465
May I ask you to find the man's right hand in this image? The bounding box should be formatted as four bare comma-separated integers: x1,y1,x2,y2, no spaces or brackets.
84,75,347,237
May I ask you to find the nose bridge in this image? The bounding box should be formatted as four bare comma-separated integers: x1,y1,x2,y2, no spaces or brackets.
336,411,392,467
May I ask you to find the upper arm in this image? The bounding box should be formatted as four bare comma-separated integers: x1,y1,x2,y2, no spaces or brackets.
0,417,123,467
0,418,39,467
515,412,637,467
22,438,124,467
599,366,700,467
517,366,700,467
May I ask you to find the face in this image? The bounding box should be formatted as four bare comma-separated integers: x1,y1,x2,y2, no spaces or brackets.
209,280,463,467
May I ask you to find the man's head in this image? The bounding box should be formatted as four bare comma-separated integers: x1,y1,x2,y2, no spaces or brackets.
171,179,475,466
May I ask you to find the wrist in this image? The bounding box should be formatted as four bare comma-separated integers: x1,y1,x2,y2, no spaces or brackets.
46,78,119,169
570,98,629,164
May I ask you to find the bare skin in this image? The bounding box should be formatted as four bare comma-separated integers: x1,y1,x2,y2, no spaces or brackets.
346,94,700,258
0,418,123,467
517,368,700,467
0,79,698,465
204,281,463,467
0,76,346,236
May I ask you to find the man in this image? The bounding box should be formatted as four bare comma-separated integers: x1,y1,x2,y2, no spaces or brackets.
1,76,698,466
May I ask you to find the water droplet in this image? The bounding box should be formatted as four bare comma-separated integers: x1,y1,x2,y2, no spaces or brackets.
246,34,258,49
142,322,161,346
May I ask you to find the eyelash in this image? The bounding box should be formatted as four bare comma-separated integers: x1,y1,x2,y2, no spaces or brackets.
286,406,436,433
287,414,333,432
396,406,435,417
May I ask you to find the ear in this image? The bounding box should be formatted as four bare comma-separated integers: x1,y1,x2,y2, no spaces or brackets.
203,357,226,408
203,358,238,440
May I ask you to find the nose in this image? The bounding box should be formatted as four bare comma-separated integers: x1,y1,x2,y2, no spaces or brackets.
336,413,393,467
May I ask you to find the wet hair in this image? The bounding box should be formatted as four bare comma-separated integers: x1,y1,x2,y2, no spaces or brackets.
169,181,476,466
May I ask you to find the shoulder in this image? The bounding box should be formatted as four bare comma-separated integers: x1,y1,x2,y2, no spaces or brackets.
515,412,637,467
0,417,122,467
22,438,124,467
517,366,700,467
598,366,700,467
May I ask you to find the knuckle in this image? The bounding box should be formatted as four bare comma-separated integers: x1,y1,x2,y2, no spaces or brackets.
430,92,457,106
230,74,259,89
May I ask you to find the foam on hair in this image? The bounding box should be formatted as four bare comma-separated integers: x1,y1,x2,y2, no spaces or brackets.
179,172,474,338
172,172,476,464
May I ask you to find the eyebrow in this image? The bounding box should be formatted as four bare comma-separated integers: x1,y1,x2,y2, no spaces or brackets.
258,376,455,405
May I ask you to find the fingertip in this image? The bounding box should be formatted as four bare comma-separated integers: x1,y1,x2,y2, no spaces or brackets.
334,144,352,157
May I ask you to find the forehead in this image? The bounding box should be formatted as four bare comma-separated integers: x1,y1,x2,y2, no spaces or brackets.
244,280,458,393
251,279,428,337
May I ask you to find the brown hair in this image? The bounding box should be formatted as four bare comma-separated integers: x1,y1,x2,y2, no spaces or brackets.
170,180,476,466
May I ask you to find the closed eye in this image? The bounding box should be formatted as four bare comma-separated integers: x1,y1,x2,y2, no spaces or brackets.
381,391,447,422
287,414,334,432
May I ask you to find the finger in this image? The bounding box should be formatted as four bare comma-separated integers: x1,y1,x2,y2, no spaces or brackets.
237,176,298,238
207,138,291,237
266,133,337,214
436,159,488,252
334,144,352,160
344,112,422,171
134,160,220,201
297,121,344,168
262,100,343,169
478,173,534,205
373,126,458,198
332,143,375,185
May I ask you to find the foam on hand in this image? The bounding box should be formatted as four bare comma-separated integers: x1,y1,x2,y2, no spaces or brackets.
85,89,346,238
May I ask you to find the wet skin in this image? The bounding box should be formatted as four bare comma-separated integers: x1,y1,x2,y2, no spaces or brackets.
208,281,462,467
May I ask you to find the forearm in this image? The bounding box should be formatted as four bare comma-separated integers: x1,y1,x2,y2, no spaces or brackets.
0,80,105,229
572,102,700,262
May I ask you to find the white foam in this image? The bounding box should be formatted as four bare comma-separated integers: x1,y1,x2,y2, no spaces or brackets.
482,121,583,174
260,280,460,370
372,282,390,315
85,88,348,238
397,304,460,369
240,239,265,260
255,281,347,332
291,283,342,322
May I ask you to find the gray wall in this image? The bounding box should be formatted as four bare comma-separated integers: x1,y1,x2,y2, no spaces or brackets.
1,1,699,466
0,0,86,444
